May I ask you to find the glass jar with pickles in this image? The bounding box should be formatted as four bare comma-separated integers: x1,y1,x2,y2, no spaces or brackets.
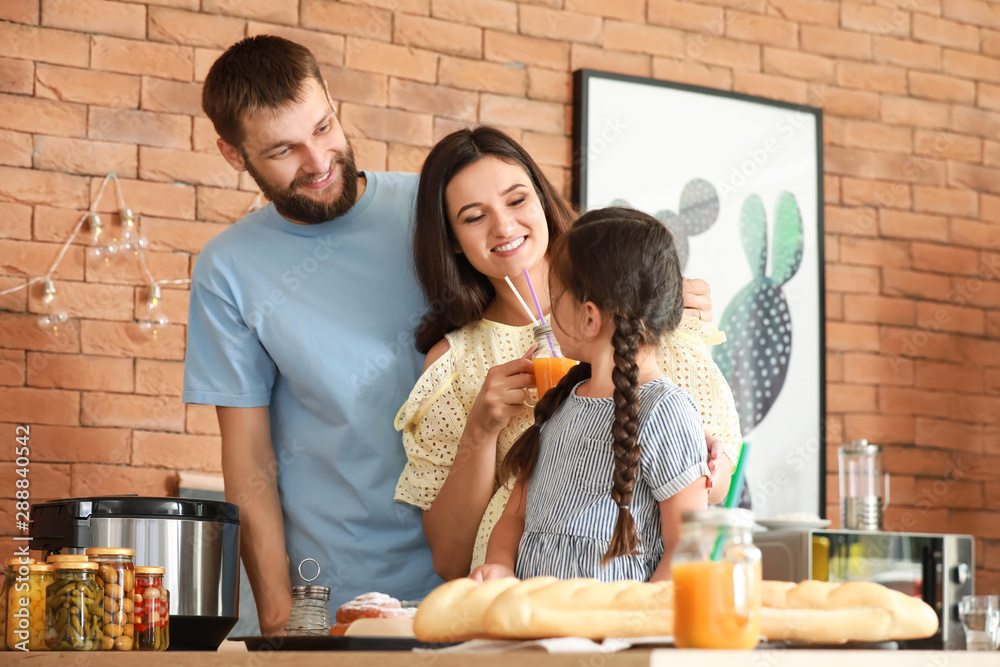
6,563,54,650
1,556,35,652
45,562,104,651
86,547,135,651
133,567,169,651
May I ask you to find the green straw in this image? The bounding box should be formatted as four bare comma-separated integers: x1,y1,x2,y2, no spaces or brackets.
711,441,750,561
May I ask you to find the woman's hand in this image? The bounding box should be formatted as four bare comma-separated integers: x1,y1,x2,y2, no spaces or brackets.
466,348,535,438
705,431,722,493
682,278,713,323
704,432,733,505
469,563,516,582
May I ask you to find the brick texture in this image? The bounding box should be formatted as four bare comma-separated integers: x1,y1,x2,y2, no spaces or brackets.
0,0,997,575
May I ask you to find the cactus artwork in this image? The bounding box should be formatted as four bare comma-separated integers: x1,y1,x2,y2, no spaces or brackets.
713,191,804,434
612,178,719,270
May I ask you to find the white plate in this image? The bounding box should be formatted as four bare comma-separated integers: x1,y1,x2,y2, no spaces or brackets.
757,518,831,530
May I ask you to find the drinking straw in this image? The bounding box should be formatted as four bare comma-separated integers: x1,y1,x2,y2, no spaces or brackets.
711,441,751,561
522,269,547,324
504,275,538,326
522,269,559,356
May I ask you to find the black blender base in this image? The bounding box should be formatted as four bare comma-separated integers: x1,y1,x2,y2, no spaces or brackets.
168,615,238,650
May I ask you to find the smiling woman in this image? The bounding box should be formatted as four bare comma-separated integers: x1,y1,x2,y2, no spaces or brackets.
393,126,743,581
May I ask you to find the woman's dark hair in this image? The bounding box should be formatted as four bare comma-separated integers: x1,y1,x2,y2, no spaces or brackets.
412,126,577,353
501,206,685,565
203,35,325,150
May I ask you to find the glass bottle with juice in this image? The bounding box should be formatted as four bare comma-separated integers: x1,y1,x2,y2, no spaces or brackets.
531,323,577,397
671,508,762,649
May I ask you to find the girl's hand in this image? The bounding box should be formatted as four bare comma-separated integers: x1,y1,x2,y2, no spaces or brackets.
682,278,713,323
467,348,535,437
705,431,722,493
469,563,516,582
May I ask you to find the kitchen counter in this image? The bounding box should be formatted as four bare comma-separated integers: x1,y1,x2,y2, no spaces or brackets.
4,648,998,665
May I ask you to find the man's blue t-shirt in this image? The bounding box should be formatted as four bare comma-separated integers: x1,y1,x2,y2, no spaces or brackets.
183,171,442,609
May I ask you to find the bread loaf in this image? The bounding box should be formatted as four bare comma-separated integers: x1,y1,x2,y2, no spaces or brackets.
759,580,939,643
484,577,674,639
413,577,521,642
414,577,938,645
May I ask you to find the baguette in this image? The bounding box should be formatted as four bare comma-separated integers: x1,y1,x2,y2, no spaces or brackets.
483,578,674,639
414,577,938,645
759,580,939,643
413,577,521,642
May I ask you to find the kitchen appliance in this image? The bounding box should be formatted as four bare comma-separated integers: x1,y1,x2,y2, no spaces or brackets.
839,439,890,530
29,496,240,650
755,528,974,650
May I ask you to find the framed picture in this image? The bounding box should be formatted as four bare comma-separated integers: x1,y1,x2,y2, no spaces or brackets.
573,69,826,520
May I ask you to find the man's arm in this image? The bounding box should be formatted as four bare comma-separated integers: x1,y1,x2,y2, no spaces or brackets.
217,406,292,636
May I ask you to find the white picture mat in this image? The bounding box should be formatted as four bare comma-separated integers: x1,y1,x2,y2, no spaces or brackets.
581,75,823,520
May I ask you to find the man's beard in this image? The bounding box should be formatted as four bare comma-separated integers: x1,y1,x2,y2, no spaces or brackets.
243,144,359,225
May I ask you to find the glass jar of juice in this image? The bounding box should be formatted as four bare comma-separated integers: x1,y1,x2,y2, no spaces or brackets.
45,562,103,651
532,324,577,397
7,563,54,650
133,567,169,650
86,547,135,650
1,556,35,651
671,507,762,649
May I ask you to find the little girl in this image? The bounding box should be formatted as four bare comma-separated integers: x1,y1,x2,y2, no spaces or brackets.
470,207,709,583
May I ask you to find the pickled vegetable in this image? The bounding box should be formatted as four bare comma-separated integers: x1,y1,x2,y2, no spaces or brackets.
88,548,135,651
45,570,103,651
133,568,168,651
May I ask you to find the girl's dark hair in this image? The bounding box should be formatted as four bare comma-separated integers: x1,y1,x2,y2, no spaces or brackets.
203,35,325,150
501,207,685,565
412,126,577,353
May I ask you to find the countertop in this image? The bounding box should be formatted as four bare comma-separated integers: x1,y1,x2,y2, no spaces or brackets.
3,646,998,666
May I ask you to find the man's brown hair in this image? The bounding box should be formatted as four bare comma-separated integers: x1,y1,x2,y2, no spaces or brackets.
202,35,324,149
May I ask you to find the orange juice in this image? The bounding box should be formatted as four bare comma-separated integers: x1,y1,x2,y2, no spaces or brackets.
672,560,762,649
533,356,578,397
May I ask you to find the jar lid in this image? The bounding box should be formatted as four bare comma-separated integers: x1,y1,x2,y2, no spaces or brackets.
85,547,135,557
135,566,165,574
681,507,755,529
292,584,330,601
27,564,54,573
4,556,35,567
841,439,881,455
47,554,89,564
55,562,99,571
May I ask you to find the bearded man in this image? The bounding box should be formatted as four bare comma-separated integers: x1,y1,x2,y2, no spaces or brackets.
184,35,441,634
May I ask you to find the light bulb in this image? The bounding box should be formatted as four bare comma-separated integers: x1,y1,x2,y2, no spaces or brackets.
37,279,70,337
138,283,170,339
38,312,70,336
89,212,103,245
42,278,56,305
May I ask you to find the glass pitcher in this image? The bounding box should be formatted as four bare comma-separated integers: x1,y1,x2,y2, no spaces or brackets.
838,439,890,531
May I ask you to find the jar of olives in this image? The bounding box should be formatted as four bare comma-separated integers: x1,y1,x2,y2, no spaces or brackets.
6,563,54,650
133,567,169,651
0,556,35,652
85,547,135,651
45,562,103,651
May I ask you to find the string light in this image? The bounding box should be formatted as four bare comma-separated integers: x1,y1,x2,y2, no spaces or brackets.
37,278,69,337
137,282,170,339
0,174,191,339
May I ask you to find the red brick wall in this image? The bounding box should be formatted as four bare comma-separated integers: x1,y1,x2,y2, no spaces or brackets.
1,0,998,592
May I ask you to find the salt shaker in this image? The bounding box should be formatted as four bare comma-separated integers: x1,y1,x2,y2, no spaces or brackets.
285,559,330,636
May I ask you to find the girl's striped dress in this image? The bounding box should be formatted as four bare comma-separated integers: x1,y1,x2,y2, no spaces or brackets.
514,377,709,581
